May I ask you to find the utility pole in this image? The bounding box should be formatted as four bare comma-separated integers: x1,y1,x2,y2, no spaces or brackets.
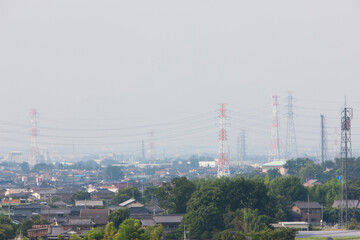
339,99,353,227
320,114,327,164
217,104,230,177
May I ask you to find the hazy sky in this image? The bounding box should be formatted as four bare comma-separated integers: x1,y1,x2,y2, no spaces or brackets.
0,1,360,158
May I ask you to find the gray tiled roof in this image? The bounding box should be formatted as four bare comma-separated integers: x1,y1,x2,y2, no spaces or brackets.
153,215,183,223
292,202,321,209
332,200,360,208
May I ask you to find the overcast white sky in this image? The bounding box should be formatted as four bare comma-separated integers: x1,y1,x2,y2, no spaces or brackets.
0,1,360,158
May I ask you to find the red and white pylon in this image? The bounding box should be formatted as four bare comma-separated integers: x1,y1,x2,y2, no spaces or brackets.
217,104,230,177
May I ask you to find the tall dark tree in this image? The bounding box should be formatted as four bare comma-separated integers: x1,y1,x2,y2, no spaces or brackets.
20,162,30,173
71,191,91,203
113,187,143,204
284,158,312,176
108,208,129,229
268,176,308,206
155,177,196,213
105,166,124,181
183,185,226,238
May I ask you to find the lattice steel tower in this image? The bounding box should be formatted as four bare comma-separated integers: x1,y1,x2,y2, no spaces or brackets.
217,104,230,177
285,92,298,159
30,109,39,166
320,114,327,163
339,102,353,227
269,95,281,161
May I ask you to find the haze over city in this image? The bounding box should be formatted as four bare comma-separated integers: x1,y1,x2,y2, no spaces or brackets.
1,1,360,158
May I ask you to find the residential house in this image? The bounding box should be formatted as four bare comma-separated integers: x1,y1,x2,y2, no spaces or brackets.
90,188,114,200
13,203,49,221
292,201,322,225
141,215,183,233
54,187,81,201
80,209,109,227
262,160,287,175
75,200,103,208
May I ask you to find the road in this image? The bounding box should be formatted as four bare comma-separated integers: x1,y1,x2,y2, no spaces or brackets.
297,230,360,238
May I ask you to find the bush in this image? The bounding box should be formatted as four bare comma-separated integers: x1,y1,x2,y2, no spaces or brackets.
249,228,298,240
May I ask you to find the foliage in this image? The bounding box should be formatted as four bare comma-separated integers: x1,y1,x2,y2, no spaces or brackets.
69,234,82,240
249,228,298,240
266,169,281,179
143,224,164,240
268,176,308,207
216,230,246,240
143,186,158,204
21,162,30,173
155,177,196,213
32,163,52,172
113,187,143,204
71,191,91,203
284,158,312,176
103,222,117,240
101,158,119,166
83,227,105,240
108,208,129,228
308,178,339,207
116,218,144,240
104,166,124,181
183,184,226,238
225,209,271,233
228,177,275,216
0,216,16,239
17,215,48,237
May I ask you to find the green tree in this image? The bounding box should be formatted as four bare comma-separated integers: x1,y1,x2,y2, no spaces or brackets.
269,176,308,206
103,222,117,240
228,177,275,216
143,186,158,204
249,228,297,240
17,215,48,237
32,162,52,172
21,162,30,173
0,216,16,239
266,169,281,179
308,178,339,207
216,230,246,240
143,224,164,240
105,166,124,181
299,161,324,183
284,158,312,176
71,191,91,203
183,185,226,238
229,209,271,233
69,234,82,240
83,227,104,240
108,208,129,228
155,177,196,213
116,218,144,240
113,187,143,204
